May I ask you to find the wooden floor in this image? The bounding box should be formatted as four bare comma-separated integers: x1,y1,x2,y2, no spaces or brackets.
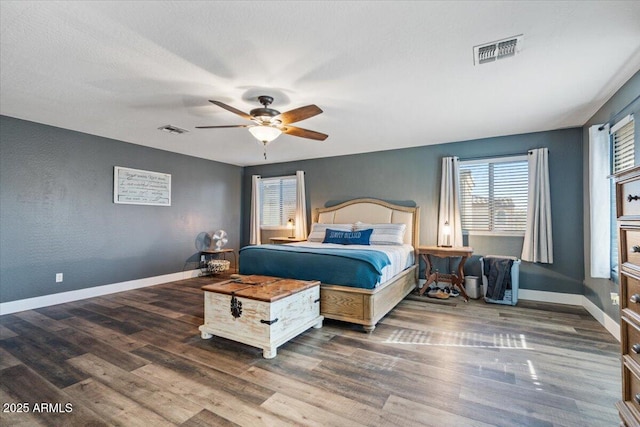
0,275,621,426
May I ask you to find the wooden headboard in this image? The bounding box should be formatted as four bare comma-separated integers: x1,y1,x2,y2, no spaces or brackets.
313,198,420,248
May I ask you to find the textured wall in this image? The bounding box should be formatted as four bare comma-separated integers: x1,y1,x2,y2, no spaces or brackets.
0,116,242,303
583,70,640,318
0,114,589,303
243,128,584,294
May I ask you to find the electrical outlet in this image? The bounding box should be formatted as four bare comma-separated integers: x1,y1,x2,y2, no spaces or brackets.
611,292,619,306
56,273,63,283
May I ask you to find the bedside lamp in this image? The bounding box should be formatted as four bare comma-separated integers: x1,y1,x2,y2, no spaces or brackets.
442,220,452,247
287,218,295,238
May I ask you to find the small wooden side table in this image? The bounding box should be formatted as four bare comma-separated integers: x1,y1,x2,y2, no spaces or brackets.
416,246,474,302
200,248,237,273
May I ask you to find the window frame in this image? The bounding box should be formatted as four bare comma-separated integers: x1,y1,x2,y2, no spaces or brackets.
610,114,635,282
259,174,297,230
459,155,529,237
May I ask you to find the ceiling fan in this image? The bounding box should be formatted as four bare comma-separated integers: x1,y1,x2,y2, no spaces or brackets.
196,95,328,159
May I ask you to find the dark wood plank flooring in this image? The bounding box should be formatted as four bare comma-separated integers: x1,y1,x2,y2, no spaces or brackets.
0,275,620,426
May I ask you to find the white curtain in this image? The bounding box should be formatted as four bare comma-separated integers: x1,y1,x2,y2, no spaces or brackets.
522,148,553,263
249,175,261,245
294,170,308,239
589,124,611,278
438,156,463,247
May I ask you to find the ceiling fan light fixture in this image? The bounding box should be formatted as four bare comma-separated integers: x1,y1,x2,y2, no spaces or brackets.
248,125,282,144
197,96,327,160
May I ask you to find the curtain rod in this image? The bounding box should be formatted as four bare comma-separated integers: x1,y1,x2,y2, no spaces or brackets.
598,94,640,131
459,152,529,162
259,171,304,181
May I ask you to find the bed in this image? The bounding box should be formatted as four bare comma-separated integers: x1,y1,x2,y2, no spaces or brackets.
239,198,420,332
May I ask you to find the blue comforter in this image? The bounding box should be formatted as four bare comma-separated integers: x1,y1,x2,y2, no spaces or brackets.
238,244,391,289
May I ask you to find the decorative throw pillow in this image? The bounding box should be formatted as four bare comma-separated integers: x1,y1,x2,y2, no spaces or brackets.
323,228,373,245
307,223,353,242
353,222,406,245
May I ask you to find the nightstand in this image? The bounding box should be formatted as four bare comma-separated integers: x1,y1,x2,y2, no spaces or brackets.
269,237,306,244
200,248,237,273
416,246,474,301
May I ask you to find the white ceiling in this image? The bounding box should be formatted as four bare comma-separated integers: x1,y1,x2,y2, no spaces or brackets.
1,1,639,166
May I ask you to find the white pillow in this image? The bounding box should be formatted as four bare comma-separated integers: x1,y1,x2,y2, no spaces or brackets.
353,222,406,245
307,223,353,242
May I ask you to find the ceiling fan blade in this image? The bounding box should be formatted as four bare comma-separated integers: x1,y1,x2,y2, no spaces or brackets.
282,125,328,141
208,100,253,121
276,105,323,124
195,125,250,129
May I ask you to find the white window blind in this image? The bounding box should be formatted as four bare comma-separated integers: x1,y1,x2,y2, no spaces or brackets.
460,156,528,234
260,176,297,227
612,115,635,173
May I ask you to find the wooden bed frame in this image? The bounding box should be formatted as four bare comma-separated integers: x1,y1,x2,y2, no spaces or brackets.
312,198,420,332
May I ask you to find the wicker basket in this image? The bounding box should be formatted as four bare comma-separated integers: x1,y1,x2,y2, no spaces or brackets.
207,259,230,274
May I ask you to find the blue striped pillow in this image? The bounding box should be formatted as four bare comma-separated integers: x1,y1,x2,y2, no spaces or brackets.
307,223,353,242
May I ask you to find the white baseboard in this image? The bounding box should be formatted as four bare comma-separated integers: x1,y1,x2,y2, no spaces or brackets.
0,269,201,315
518,289,584,305
519,289,620,341
581,295,620,341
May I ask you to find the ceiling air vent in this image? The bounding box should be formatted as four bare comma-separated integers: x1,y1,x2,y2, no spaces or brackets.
473,34,523,66
158,124,188,135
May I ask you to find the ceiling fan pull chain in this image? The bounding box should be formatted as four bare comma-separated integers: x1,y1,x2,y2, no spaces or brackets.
263,142,267,160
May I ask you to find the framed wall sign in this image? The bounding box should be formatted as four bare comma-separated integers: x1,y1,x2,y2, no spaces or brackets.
113,166,171,206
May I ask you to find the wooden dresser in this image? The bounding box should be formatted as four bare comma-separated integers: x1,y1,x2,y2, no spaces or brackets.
616,165,640,426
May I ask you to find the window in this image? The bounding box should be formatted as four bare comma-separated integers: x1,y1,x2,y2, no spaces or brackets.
260,175,297,228
612,115,635,174
460,156,528,235
610,115,635,280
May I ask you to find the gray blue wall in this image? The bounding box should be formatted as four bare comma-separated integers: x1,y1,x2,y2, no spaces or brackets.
8,70,637,308
243,128,584,295
0,116,242,303
583,70,640,320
